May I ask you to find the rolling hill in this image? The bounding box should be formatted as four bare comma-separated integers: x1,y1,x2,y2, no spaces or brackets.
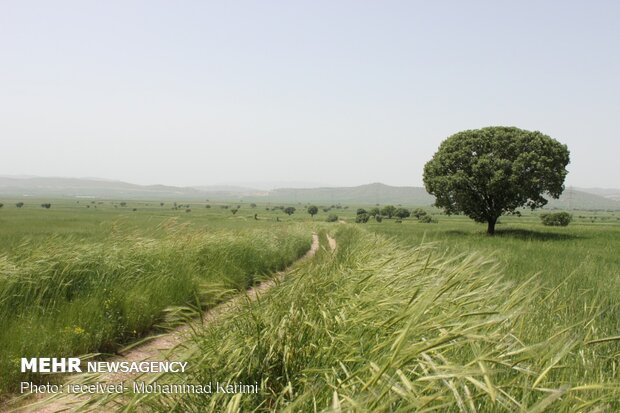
1,177,619,210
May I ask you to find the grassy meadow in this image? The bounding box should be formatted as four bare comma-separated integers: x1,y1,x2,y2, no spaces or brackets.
0,199,312,395
102,224,620,411
1,198,619,411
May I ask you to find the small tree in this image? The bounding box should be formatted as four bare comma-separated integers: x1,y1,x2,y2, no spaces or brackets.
394,208,410,219
356,208,367,215
231,208,238,215
16,202,24,208
419,215,438,224
160,202,165,207
0,203,4,208
369,207,380,217
120,202,127,207
355,213,370,223
412,208,427,219
284,207,296,216
375,215,383,223
381,205,396,219
326,214,338,222
250,203,257,208
41,203,51,209
307,205,318,218
540,212,572,226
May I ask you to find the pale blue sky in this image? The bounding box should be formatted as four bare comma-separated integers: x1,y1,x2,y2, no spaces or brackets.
1,1,618,188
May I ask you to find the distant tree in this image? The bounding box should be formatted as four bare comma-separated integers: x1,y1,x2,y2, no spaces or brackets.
356,208,367,216
419,215,438,224
381,205,396,219
160,202,165,207
540,212,572,226
40,203,51,209
205,204,211,208
86,205,90,208
16,202,24,208
120,202,127,207
0,203,3,208
237,205,241,209
355,213,370,223
284,206,296,216
423,127,570,235
394,208,410,219
326,214,338,222
250,203,257,208
265,207,270,211
307,205,318,218
412,208,427,219
369,207,380,217
221,205,229,209
132,208,137,211
231,208,238,215
375,215,383,223
186,208,191,213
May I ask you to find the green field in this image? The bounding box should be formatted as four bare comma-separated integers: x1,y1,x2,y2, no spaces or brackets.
1,200,619,410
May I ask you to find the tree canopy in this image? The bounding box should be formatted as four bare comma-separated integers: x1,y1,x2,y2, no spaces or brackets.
307,205,318,218
380,205,396,219
423,127,570,235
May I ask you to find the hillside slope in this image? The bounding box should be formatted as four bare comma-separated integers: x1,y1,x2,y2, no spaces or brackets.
1,177,619,209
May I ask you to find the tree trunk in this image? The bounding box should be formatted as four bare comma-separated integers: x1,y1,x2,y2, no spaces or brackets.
487,217,497,235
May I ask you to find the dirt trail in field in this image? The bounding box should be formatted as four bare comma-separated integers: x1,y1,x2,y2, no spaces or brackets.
12,233,323,413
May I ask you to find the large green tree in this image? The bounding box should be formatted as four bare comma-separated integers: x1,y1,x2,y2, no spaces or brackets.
423,127,570,235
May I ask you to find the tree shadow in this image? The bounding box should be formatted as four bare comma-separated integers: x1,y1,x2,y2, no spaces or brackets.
444,228,582,241
494,228,581,241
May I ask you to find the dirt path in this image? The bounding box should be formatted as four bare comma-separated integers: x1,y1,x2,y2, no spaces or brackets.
11,233,321,413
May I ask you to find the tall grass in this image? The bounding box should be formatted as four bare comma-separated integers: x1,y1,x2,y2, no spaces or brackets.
114,226,618,412
0,222,311,395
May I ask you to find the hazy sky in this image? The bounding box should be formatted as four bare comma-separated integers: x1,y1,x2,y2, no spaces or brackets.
1,1,619,188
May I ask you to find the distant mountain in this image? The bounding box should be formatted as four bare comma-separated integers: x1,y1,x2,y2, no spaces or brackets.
0,176,207,199
192,185,268,196
543,188,620,210
260,183,435,206
1,177,619,210
576,187,620,202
